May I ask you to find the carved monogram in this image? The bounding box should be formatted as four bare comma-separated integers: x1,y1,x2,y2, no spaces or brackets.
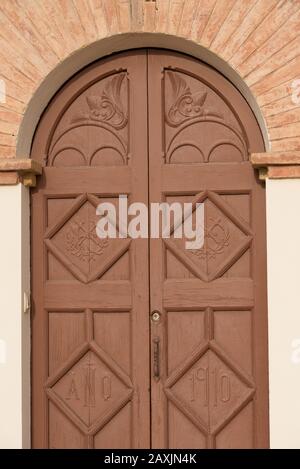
191,217,230,260
71,73,128,129
166,71,223,127
66,218,109,262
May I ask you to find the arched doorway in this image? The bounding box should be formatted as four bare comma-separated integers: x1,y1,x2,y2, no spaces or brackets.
31,49,269,449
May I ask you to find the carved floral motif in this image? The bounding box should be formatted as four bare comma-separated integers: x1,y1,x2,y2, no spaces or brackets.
71,73,128,129
166,71,223,127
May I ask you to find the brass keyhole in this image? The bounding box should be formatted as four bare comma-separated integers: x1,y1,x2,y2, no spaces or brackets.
151,310,161,322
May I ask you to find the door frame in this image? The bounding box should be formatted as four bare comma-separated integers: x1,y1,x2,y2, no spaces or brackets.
16,35,271,448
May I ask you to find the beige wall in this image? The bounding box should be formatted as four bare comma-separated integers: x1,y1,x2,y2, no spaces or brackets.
267,179,300,449
0,185,30,449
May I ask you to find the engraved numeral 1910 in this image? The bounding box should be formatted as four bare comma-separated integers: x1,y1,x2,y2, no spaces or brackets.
189,367,231,406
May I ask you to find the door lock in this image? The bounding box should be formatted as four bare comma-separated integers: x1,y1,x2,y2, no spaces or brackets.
151,310,161,322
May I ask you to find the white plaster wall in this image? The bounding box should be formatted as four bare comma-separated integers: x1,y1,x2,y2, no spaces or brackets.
267,179,300,449
0,184,30,449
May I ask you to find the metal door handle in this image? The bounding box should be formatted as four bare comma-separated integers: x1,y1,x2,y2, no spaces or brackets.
153,337,160,380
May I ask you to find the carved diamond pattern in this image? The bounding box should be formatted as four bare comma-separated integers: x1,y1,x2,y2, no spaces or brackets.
46,311,133,436
165,191,252,281
165,308,255,437
45,193,130,283
52,350,129,428
169,348,253,433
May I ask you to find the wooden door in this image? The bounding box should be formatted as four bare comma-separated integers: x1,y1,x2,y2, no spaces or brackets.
31,49,269,449
31,51,150,448
148,50,268,449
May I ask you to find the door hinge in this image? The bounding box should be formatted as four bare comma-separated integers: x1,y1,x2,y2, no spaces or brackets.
23,291,31,314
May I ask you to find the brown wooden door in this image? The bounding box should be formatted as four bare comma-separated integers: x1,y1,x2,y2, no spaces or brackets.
148,50,268,449
31,49,269,449
31,51,150,449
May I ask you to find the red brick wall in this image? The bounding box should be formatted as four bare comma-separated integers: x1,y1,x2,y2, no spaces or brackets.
0,0,299,158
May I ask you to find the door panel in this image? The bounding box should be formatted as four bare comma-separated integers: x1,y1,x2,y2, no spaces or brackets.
31,49,269,449
31,51,150,449
147,50,268,449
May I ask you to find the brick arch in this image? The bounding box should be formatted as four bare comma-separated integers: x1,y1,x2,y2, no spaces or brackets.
0,0,299,159
17,32,270,157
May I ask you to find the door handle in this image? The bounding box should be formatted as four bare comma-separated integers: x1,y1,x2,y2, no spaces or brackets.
153,337,160,380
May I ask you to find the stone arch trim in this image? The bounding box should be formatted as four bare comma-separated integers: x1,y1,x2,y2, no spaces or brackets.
0,1,299,180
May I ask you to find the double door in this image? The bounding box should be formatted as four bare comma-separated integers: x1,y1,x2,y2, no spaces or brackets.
31,50,269,448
